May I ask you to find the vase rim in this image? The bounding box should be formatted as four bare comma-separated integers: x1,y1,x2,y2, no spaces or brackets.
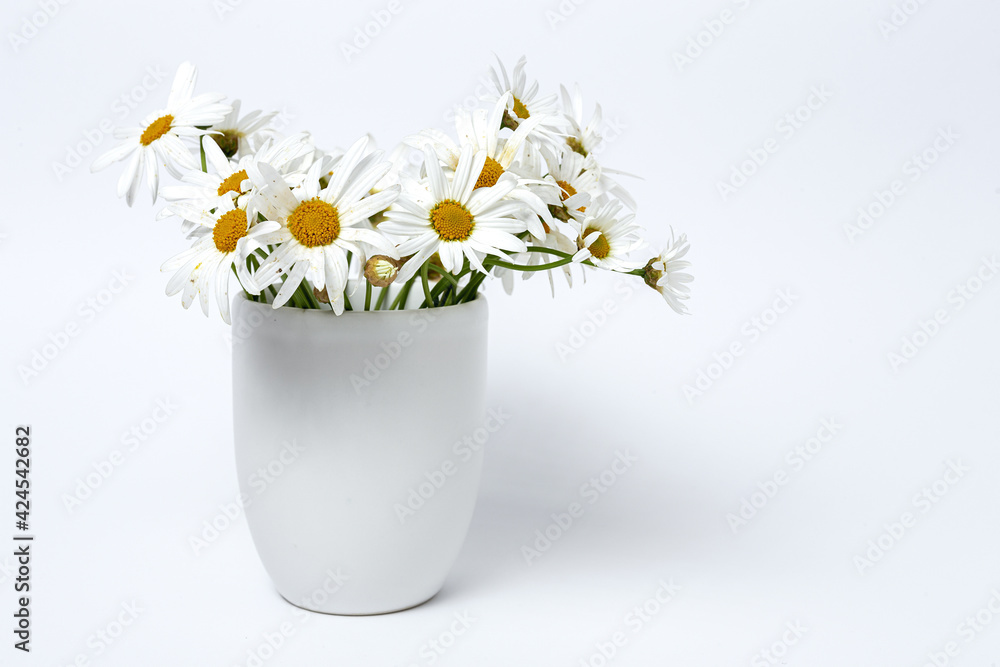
233,290,486,318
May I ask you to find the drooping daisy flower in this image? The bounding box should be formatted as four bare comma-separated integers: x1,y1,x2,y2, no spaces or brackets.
91,62,231,206
643,230,693,314
560,83,603,158
405,94,554,237
160,197,279,324
559,83,638,211
539,144,598,220
571,196,645,272
207,99,278,159
380,146,530,282
486,55,564,142
246,135,400,314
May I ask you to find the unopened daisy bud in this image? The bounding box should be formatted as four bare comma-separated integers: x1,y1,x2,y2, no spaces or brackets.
364,255,400,287
313,286,330,304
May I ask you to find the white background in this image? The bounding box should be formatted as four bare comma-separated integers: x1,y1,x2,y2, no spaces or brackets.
3,0,1000,665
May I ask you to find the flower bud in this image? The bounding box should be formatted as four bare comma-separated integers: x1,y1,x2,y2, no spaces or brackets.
364,255,400,287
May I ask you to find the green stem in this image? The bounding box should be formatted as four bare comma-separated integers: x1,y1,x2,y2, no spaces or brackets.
523,246,575,260
455,271,487,303
374,285,389,311
391,277,415,310
484,256,573,273
521,246,644,275
426,263,461,288
420,263,435,309
298,280,322,310
432,279,452,307
364,281,372,311
231,263,254,301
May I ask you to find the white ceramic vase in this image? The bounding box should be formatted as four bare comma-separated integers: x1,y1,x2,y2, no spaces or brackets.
231,287,488,615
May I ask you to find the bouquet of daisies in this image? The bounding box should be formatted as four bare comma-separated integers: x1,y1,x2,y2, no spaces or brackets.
92,58,693,323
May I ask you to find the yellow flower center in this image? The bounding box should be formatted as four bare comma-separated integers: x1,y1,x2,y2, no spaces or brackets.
140,114,174,146
558,180,586,212
430,200,475,242
512,96,530,119
212,209,248,254
217,169,249,197
583,226,610,259
287,198,341,248
475,157,505,189
557,180,577,201
566,136,587,157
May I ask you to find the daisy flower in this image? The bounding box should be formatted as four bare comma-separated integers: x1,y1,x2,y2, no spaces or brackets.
207,99,278,159
406,94,554,237
91,62,231,206
571,196,645,272
486,55,564,142
380,146,530,283
643,229,693,314
560,83,603,158
160,197,279,324
158,132,314,229
246,135,400,314
539,144,599,220
559,83,638,211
